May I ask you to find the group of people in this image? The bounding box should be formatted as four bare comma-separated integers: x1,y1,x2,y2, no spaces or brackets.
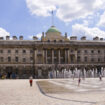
0,72,17,79
77,74,103,86
0,74,6,79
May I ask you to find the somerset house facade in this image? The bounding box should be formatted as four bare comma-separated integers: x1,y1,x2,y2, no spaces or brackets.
0,25,105,78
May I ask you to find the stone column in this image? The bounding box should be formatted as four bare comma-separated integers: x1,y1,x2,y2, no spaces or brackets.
46,50,47,64
75,50,77,63
58,49,61,64
34,49,37,64
42,50,45,64
67,49,70,64
52,49,54,64
65,49,67,64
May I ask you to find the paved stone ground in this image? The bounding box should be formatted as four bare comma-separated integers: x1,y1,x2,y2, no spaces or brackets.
0,79,105,105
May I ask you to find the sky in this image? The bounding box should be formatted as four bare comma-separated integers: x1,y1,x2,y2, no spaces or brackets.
0,0,105,40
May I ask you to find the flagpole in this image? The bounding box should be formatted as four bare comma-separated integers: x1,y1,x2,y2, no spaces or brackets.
52,10,54,26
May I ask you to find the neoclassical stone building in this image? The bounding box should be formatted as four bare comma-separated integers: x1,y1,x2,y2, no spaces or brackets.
0,25,105,78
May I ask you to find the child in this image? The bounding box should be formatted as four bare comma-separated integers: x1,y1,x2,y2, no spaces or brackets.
29,76,33,87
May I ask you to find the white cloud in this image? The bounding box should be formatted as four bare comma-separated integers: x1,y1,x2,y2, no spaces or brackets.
26,0,105,22
28,35,33,39
72,24,105,39
36,33,42,39
83,20,89,26
0,27,10,38
28,33,42,40
97,12,105,27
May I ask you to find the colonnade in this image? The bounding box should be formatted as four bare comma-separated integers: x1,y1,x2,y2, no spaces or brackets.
44,49,74,64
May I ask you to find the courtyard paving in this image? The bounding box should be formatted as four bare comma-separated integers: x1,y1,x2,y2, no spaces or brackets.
0,78,105,105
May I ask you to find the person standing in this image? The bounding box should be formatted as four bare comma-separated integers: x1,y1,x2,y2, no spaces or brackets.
29,76,33,87
78,77,81,86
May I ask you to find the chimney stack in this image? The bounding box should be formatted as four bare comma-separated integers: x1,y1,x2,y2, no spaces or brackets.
6,36,10,40
70,36,77,40
33,36,38,40
0,37,4,40
93,36,99,41
81,36,86,40
13,36,17,40
100,38,104,41
19,36,23,40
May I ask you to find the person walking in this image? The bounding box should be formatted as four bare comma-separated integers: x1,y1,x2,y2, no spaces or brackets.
29,76,33,87
78,77,81,86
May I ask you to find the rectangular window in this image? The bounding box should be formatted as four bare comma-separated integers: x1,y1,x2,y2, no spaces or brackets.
77,56,81,62
15,57,18,62
91,58,94,62
98,58,100,62
0,57,3,62
77,50,81,54
98,50,100,54
30,57,33,62
23,50,26,54
0,50,3,53
23,58,26,62
70,50,74,53
84,50,88,54
15,50,18,53
8,50,11,53
84,56,87,62
91,50,94,54
30,50,33,53
8,57,11,62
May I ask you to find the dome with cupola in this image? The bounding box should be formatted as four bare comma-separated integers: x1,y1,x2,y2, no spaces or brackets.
41,25,69,42
46,26,61,33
